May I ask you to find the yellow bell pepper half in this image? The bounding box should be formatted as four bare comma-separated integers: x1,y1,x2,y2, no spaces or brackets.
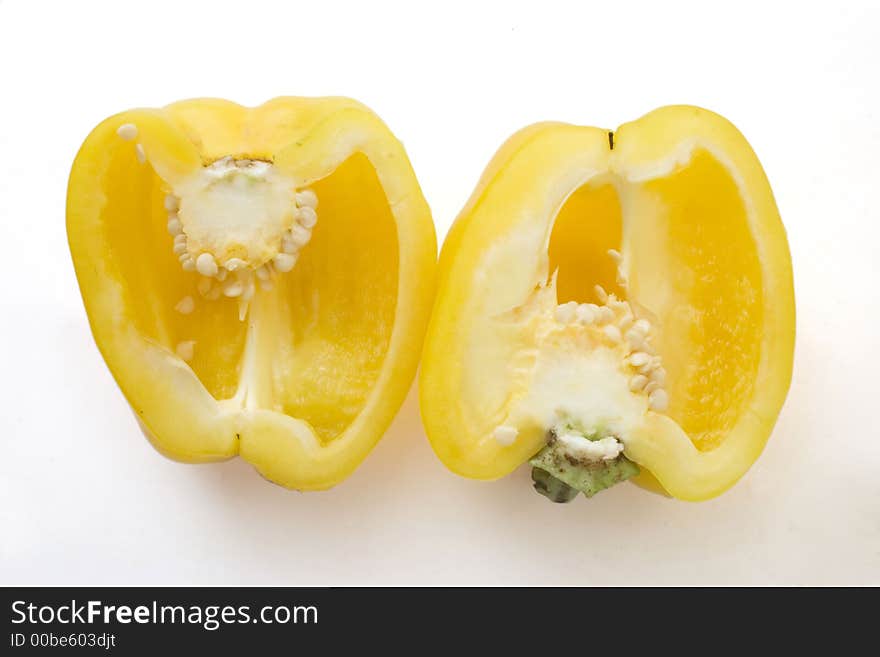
419,106,794,502
68,97,436,490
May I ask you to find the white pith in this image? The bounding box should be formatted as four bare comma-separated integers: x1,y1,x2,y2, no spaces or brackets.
167,160,318,370
118,128,320,397
555,432,624,461
166,159,317,363
492,252,669,456
174,157,296,268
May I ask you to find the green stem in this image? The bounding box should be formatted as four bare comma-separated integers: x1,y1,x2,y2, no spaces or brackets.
529,435,640,503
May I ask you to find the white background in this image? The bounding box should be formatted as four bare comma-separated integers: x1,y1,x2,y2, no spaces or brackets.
1,0,878,585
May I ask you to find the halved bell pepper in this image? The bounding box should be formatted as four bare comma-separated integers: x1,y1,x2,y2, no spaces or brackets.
419,106,794,502
67,97,436,490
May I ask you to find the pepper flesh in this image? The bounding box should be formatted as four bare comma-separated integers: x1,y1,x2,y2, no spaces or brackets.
68,97,436,490
419,106,794,501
